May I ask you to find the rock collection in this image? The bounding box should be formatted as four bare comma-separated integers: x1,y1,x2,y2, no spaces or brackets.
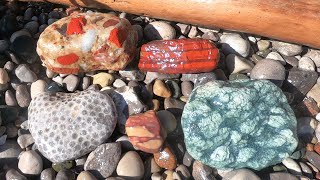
0,1,320,180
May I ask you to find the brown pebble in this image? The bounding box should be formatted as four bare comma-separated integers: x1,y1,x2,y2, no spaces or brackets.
306,143,314,152
152,99,160,111
153,145,177,170
315,143,320,155
153,80,172,98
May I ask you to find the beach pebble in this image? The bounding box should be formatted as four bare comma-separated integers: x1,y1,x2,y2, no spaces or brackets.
226,54,254,74
306,151,320,170
162,170,181,180
132,24,143,43
6,123,18,138
175,165,191,180
175,23,191,36
153,79,172,98
299,162,313,178
220,33,250,57
6,169,27,180
299,57,316,71
181,72,216,87
115,135,135,151
77,171,97,180
297,117,317,142
266,52,286,65
5,90,17,106
62,74,79,92
24,21,39,35
24,8,33,21
151,173,162,180
222,169,260,180
0,135,6,145
92,73,114,88
156,110,177,134
192,160,216,180
164,98,185,110
119,70,145,81
250,59,285,85
40,168,56,180
84,143,121,178
15,64,37,83
272,41,303,56
55,170,75,180
257,40,270,51
10,30,31,43
17,134,34,149
282,157,302,175
144,21,176,40
202,31,219,41
304,49,320,67
0,40,9,53
4,61,15,72
154,145,177,170
116,151,144,179
181,81,193,97
16,84,31,108
31,80,47,99
144,72,180,84
18,150,43,175
113,79,126,88
267,172,299,180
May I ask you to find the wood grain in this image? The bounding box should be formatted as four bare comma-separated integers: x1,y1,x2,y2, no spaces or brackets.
17,0,320,48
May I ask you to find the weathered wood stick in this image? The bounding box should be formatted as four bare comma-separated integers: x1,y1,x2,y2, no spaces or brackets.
17,0,320,49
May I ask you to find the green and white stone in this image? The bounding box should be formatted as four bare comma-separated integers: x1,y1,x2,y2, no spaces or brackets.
181,79,298,170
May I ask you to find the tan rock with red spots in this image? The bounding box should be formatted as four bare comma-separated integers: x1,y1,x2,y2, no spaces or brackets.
37,12,137,74
153,145,177,170
125,110,164,153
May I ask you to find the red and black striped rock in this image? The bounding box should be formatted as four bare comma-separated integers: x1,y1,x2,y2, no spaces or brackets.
138,38,219,74
125,110,164,153
37,12,137,74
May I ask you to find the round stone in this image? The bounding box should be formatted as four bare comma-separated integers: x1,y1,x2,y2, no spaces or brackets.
15,64,37,83
116,151,144,179
18,150,43,175
0,68,9,84
272,41,303,56
10,30,31,43
77,171,97,180
226,54,254,74
31,80,48,99
299,57,316,71
6,169,27,180
144,21,176,40
153,79,172,98
156,110,177,134
222,169,261,180
220,33,250,57
40,168,56,180
24,21,39,35
62,74,80,92
16,84,31,108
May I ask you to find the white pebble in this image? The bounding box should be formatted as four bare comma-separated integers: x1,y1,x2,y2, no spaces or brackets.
220,33,250,57
298,57,316,71
266,52,286,65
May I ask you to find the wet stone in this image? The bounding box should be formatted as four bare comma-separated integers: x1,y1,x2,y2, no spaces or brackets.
40,168,56,180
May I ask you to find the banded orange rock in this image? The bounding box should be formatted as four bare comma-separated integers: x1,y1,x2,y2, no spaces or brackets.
125,110,164,153
37,12,137,74
138,38,219,74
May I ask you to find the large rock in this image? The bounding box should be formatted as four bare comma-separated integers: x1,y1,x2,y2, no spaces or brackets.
37,12,137,74
182,80,298,170
28,90,117,162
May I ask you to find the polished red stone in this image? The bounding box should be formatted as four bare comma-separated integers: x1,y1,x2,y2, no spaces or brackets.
153,145,177,170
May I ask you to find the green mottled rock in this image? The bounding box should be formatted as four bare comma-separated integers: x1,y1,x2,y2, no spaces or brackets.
181,79,298,170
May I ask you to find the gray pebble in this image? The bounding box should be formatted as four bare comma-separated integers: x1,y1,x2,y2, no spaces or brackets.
266,51,286,65
220,33,250,57
272,41,302,56
298,57,316,71
164,97,185,110
24,21,39,35
183,151,194,167
304,49,320,67
0,135,7,145
181,72,216,87
6,123,18,138
10,30,31,43
24,8,33,21
119,70,145,81
81,76,91,90
285,56,299,67
113,79,126,88
0,40,9,53
55,170,75,180
40,168,56,180
48,11,60,19
31,16,38,21
18,150,43,175
6,169,27,180
39,13,48,25
0,68,9,84
0,126,6,136
166,80,181,98
48,18,58,25
17,134,34,149
15,64,37,83
39,24,48,33
18,129,30,136
181,81,193,97
192,160,216,180
16,84,31,108
4,61,15,72
62,74,79,92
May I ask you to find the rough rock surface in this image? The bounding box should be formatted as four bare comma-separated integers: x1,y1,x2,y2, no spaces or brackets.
182,79,298,170
28,90,117,162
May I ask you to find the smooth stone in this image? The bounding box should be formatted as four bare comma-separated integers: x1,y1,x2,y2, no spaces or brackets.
0,83,9,92
267,172,298,180
52,161,75,172
16,84,31,108
6,169,27,180
119,70,145,81
144,157,162,178
41,168,56,180
15,64,37,83
4,61,15,72
105,177,125,180
17,134,34,149
198,27,220,33
92,73,114,88
77,171,97,180
10,30,31,43
62,74,80,92
0,40,8,53
6,123,18,138
181,81,193,97
294,97,319,117
132,24,143,43
304,49,320,67
144,72,180,84
5,90,17,106
31,80,47,99
299,162,313,178
299,57,316,71
285,56,299,67
154,146,177,170
222,169,260,180
39,24,48,33
144,21,176,40
257,40,270,51
11,36,38,63
306,151,320,170
81,77,91,90
297,117,317,142
202,31,219,41
164,97,185,110
46,68,56,79
226,54,254,74
28,90,117,162
250,59,285,85
283,68,318,103
162,170,182,180
0,140,22,166
116,151,144,179
18,150,43,175
229,73,249,80
153,79,172,98
157,110,177,134
48,11,60,19
24,21,39,35
272,41,303,56
192,160,216,180
181,72,216,87
175,165,191,180
316,124,320,141
182,80,298,170
84,143,121,179
24,7,33,20
151,173,162,180
266,52,286,65
113,79,126,88
166,80,181,98
183,151,194,167
48,18,58,25
152,99,160,111
0,68,10,84
0,135,6,145
115,135,135,151
52,76,63,85
307,83,320,104
46,82,64,93
0,14,19,36
256,49,271,58
220,33,250,57
175,23,191,36
56,170,75,180
281,157,301,175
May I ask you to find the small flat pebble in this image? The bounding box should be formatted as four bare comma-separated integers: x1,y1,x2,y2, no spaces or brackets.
153,79,172,97
6,169,27,180
183,151,194,167
268,172,299,180
220,33,250,57
257,40,270,51
156,110,177,134
17,134,34,149
299,57,316,71
144,21,176,40
226,54,254,74
250,59,285,85
31,80,47,99
282,157,302,175
77,171,97,180
18,150,43,175
62,74,79,92
113,79,126,88
116,151,144,179
152,99,160,111
40,168,56,180
15,64,37,83
16,84,31,108
266,51,286,64
192,160,216,180
92,73,114,88
5,90,18,106
272,41,303,56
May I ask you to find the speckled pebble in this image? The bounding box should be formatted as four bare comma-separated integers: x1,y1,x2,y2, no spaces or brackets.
18,150,43,175
16,84,31,108
272,41,303,56
144,21,176,40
